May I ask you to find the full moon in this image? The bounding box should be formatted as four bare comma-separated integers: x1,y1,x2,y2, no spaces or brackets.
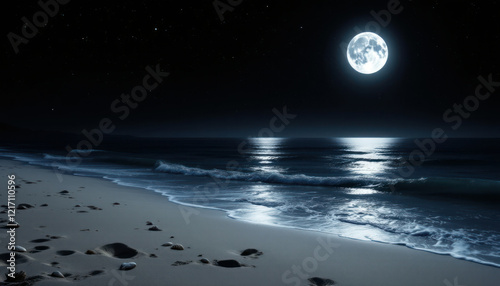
347,32,388,74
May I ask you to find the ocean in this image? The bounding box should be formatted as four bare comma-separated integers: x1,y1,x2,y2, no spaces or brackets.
1,137,500,267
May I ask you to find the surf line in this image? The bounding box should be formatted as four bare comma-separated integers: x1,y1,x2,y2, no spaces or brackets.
178,106,297,224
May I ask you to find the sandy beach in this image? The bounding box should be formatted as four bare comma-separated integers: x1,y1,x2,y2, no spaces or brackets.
0,158,499,286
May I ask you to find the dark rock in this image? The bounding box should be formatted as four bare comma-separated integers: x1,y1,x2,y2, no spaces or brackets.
51,271,65,278
214,260,241,268
17,203,34,210
241,248,262,256
308,277,335,286
5,271,27,282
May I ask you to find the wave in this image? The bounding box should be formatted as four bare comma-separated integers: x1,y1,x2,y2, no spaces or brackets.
43,154,67,160
68,149,104,154
154,160,396,188
95,156,158,167
154,161,500,200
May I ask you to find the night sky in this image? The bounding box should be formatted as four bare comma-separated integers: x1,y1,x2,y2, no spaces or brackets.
1,1,499,138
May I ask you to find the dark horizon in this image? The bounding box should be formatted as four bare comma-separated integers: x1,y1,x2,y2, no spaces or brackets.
2,121,500,140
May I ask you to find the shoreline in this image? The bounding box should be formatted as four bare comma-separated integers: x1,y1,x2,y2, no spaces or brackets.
1,158,499,285
72,161,500,269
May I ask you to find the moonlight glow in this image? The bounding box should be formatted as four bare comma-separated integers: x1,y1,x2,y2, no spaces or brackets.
347,32,388,74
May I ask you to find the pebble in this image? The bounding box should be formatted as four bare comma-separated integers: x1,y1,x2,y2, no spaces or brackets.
171,244,184,251
14,246,27,252
51,271,65,278
200,258,210,264
119,262,137,271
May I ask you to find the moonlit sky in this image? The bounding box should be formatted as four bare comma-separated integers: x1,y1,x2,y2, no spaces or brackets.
1,1,499,138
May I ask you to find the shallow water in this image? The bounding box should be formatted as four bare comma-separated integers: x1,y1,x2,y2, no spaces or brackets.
2,137,500,267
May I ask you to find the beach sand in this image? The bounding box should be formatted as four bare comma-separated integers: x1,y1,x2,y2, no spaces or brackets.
0,158,499,286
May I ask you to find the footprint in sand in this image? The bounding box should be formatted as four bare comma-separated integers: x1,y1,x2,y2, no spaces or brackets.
30,245,50,253
0,253,29,265
4,271,44,284
56,250,75,256
88,270,104,276
62,270,105,280
98,243,138,259
172,260,192,266
31,238,51,243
